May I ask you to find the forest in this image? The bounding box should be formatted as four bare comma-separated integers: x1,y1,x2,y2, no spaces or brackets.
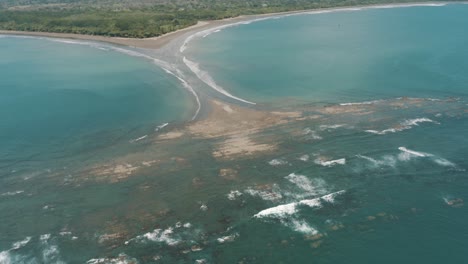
0,0,458,38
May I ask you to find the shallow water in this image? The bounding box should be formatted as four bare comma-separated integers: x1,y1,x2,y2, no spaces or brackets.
186,4,468,105
0,36,193,173
1,4,468,264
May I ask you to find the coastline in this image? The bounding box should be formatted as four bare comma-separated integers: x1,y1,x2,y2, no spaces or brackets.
0,2,459,50
0,0,461,135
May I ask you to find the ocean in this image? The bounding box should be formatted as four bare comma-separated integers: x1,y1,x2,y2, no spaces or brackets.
1,3,468,264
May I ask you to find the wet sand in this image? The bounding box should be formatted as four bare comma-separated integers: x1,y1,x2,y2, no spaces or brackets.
0,2,452,50
0,21,211,49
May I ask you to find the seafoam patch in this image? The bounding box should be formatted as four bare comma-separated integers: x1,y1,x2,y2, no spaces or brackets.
285,173,327,196
217,233,239,244
365,117,438,135
356,155,397,168
302,128,322,140
268,159,288,166
287,219,318,234
200,204,208,211
254,190,345,219
397,147,458,168
398,147,430,161
11,237,31,250
0,190,24,197
319,124,346,131
134,227,179,246
314,158,346,167
86,253,139,264
0,251,11,264
129,135,148,143
298,154,310,162
244,184,283,201
227,190,243,201
127,221,194,246
433,158,456,167
155,123,169,132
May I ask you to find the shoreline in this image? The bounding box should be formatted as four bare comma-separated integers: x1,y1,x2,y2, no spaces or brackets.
0,1,460,50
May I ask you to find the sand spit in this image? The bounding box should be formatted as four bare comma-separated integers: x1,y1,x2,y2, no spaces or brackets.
0,21,210,49
188,100,302,138
60,96,465,184
212,133,277,159
187,100,304,159
157,131,185,140
1,2,456,50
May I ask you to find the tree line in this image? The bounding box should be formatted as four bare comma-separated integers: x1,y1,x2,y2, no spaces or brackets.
0,0,459,38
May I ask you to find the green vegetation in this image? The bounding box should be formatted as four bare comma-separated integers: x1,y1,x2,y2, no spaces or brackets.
0,0,458,38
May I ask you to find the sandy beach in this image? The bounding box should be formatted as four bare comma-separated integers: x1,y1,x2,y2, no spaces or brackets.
0,2,453,50
0,1,461,168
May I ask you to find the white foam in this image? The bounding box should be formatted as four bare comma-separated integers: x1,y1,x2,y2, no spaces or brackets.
163,68,201,120
268,159,288,166
254,190,345,218
320,190,346,203
433,158,456,167
42,245,64,264
155,123,169,131
86,254,138,264
179,2,448,54
397,147,459,168
180,16,273,53
217,233,239,243
314,158,346,167
142,227,179,246
339,100,381,106
356,154,397,167
401,118,439,127
254,202,298,218
302,128,322,140
289,219,318,234
183,56,255,105
129,135,147,143
1,190,24,197
285,173,321,194
3,35,202,121
299,154,310,162
244,185,283,201
11,237,31,250
398,147,430,158
40,234,51,241
366,117,438,135
365,128,398,135
319,124,345,130
0,251,11,264
227,190,243,200
397,147,429,161
200,204,208,211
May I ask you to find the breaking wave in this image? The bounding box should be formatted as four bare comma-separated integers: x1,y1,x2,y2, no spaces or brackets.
268,158,288,166
183,56,256,105
314,158,346,167
366,117,438,135
254,190,346,219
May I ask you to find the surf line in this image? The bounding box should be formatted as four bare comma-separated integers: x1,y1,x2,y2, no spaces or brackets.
178,2,453,106
27,36,202,121
182,57,256,105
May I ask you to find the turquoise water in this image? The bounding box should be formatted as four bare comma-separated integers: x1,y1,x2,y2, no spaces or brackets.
187,4,468,104
0,37,192,171
1,4,468,264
